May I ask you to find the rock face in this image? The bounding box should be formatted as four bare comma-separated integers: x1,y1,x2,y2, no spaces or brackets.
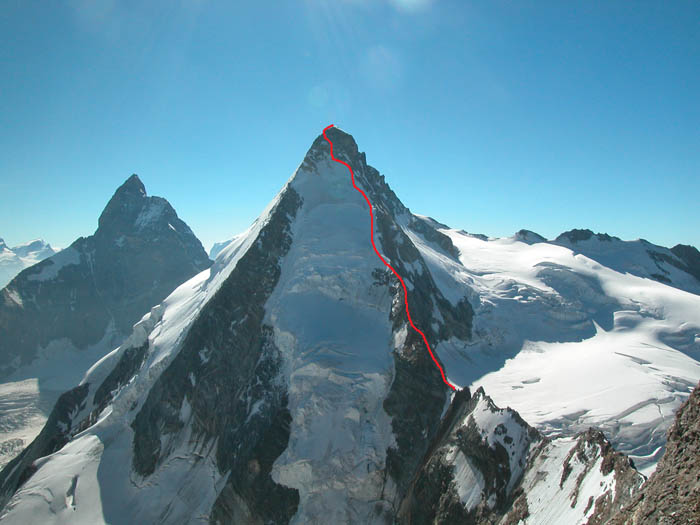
609,381,700,524
397,388,644,525
397,388,540,523
0,238,56,289
0,174,212,377
671,244,700,283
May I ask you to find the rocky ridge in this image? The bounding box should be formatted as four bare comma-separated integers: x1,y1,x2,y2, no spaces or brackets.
609,380,700,524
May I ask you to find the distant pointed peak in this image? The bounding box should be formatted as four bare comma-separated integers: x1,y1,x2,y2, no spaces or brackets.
98,174,150,230
515,229,546,244
116,174,147,197
12,239,55,258
555,228,618,244
13,239,49,249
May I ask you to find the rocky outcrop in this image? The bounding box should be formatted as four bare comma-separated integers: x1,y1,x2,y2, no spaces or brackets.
515,229,546,244
0,175,211,377
555,229,617,244
398,388,645,525
397,388,540,524
671,244,700,283
562,429,645,525
609,381,700,524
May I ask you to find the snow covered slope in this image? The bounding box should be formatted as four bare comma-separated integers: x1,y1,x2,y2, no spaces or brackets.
429,230,700,474
0,239,56,289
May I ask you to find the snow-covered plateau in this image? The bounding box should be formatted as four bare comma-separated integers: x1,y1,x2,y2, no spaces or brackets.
429,229,700,475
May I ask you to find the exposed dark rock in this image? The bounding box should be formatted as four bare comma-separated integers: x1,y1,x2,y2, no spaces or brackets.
609,381,700,524
560,429,643,524
397,388,540,524
501,490,530,525
7,129,691,524
646,248,700,290
131,186,303,523
0,174,211,377
92,341,149,413
398,387,647,525
409,215,460,259
515,229,546,244
555,229,618,244
671,244,700,283
650,272,673,284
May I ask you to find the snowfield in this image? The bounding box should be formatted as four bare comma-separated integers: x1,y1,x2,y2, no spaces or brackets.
268,154,398,524
428,231,700,475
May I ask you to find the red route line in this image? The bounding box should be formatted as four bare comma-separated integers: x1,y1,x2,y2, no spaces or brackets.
322,124,457,391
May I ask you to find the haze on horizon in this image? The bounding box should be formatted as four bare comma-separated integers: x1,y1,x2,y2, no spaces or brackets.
1,1,698,252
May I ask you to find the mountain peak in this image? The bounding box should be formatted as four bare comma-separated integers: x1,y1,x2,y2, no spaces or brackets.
322,125,359,156
555,228,617,244
117,174,147,197
97,174,151,231
515,229,546,244
294,126,407,220
11,239,54,258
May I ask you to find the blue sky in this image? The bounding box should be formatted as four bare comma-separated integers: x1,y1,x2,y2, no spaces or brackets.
1,0,698,252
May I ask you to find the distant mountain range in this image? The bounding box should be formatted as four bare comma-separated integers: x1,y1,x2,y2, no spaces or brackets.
0,132,698,524
0,239,56,289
